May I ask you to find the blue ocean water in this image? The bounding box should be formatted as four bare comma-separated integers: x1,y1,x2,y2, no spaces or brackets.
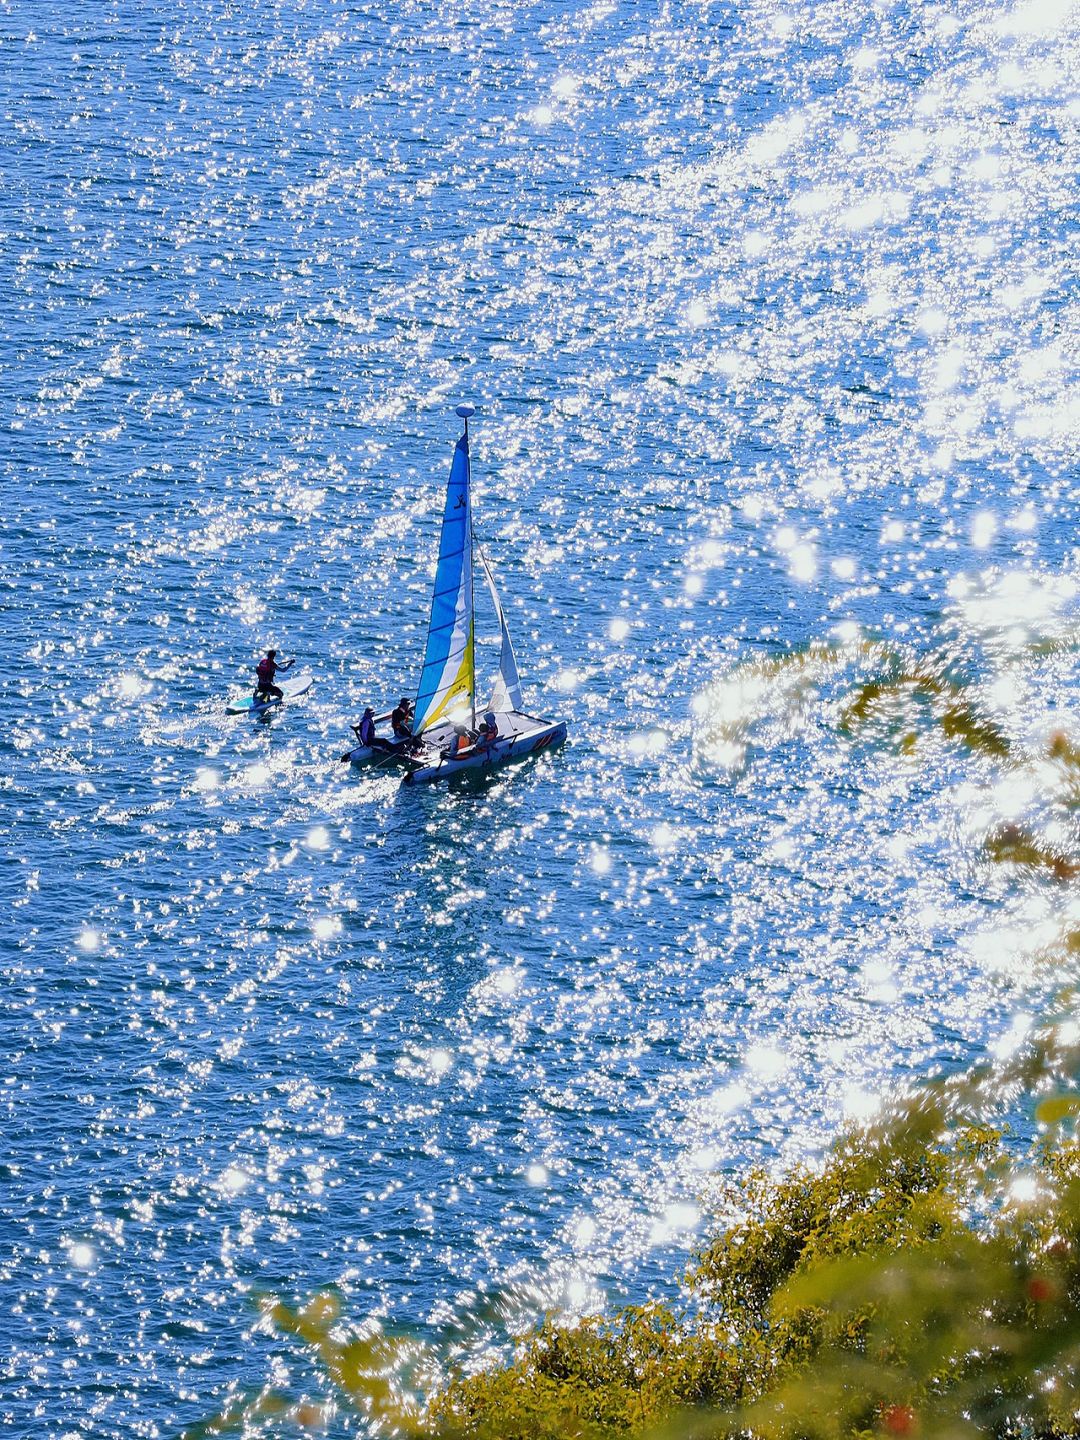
2,0,1079,1433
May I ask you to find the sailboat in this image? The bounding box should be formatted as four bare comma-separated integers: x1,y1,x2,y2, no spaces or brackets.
343,405,567,784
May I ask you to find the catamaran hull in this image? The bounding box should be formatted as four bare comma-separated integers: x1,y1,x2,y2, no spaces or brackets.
401,718,567,785
343,737,412,766
340,704,430,765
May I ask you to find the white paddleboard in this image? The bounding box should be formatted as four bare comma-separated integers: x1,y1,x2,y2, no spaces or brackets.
226,671,314,715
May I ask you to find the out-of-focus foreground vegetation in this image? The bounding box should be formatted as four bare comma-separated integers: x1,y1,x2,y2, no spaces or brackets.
188,1032,1080,1440
434,1026,1080,1440
187,634,1080,1438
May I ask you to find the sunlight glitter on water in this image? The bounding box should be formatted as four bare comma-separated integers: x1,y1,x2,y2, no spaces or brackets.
4,0,1080,1430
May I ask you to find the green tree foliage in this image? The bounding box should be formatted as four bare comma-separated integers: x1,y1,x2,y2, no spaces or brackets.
434,1060,1080,1440
205,1070,1080,1439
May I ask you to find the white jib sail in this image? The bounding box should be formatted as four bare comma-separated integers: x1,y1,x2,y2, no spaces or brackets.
479,547,524,714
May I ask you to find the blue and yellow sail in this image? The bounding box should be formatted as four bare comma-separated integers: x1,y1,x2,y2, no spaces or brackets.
412,423,476,733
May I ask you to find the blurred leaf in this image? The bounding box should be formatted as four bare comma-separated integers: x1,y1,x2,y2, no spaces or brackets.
1036,1094,1080,1125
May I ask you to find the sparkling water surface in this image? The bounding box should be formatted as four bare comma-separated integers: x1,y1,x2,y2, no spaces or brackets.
3,0,1079,1433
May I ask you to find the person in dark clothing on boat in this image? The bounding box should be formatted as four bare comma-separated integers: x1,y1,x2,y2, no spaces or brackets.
353,707,377,747
255,648,293,699
351,706,396,755
477,711,499,749
391,698,414,738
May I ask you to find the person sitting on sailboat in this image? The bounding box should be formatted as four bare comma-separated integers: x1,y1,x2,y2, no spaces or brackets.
476,711,499,749
353,708,378,747
391,698,414,738
352,706,397,755
441,724,475,759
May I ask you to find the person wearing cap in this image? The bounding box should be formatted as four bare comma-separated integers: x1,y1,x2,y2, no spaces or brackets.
353,707,377,748
350,705,398,755
391,697,414,738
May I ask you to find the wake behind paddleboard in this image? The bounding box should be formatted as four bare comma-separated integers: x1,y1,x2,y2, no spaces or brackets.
226,672,314,715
